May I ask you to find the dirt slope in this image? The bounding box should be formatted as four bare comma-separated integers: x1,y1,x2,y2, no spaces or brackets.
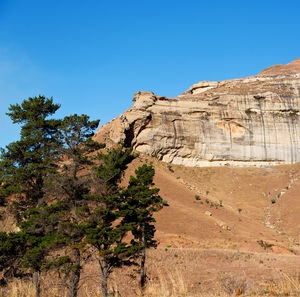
125,155,300,255
84,156,300,296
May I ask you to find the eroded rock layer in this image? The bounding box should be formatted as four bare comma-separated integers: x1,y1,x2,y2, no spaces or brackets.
95,59,300,167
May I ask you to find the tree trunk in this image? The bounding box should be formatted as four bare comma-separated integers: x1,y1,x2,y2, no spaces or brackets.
67,248,81,297
140,248,146,291
33,271,41,297
140,224,146,291
99,258,109,297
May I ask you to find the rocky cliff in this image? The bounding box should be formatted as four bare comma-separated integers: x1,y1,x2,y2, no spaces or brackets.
95,58,300,167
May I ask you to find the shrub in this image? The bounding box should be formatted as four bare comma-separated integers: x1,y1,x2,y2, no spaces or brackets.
167,165,174,172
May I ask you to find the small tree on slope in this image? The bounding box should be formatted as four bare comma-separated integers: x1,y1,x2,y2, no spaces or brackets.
121,164,164,291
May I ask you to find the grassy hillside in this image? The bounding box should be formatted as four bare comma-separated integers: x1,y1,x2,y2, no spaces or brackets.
2,155,300,296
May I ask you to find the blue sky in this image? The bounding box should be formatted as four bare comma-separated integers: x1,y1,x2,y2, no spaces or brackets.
0,0,300,148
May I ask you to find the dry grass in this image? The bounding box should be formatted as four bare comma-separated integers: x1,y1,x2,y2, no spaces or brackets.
0,279,68,297
140,271,300,297
0,279,35,297
139,269,188,297
2,271,300,296
264,272,300,296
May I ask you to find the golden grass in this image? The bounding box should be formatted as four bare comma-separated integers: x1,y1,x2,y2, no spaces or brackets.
264,272,300,296
0,279,68,297
2,271,300,296
139,269,188,297
139,271,300,297
0,279,35,297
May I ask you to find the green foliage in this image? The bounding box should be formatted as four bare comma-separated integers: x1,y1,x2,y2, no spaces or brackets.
162,200,169,206
0,95,62,211
167,165,174,172
122,164,164,248
93,145,134,192
0,232,26,273
0,97,164,296
42,256,71,270
58,114,103,157
40,114,102,292
22,246,45,271
120,164,165,290
17,202,66,273
0,96,64,289
6,96,60,125
42,255,81,274
85,146,138,264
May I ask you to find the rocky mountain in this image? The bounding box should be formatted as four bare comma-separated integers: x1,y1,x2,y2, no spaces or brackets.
95,58,300,167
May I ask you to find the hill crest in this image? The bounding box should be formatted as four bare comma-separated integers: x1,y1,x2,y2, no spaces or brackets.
95,59,300,167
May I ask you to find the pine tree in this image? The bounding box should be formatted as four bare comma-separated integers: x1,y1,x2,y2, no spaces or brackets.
0,96,61,215
121,164,164,291
45,114,102,297
0,96,62,296
84,146,137,297
19,202,64,297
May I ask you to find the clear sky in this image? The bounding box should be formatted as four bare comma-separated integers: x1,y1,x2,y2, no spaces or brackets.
0,0,300,148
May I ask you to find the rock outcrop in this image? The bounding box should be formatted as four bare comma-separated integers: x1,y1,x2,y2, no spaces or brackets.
95,58,300,167
259,58,300,76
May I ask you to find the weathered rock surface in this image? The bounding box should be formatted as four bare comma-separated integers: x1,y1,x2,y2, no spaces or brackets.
259,58,300,76
95,58,300,167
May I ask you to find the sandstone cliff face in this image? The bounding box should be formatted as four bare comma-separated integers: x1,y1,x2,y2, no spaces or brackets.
95,58,300,167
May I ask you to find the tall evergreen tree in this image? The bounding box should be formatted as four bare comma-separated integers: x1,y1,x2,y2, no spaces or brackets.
84,146,138,297
121,164,164,291
45,114,102,297
0,96,61,215
19,202,64,297
0,96,62,296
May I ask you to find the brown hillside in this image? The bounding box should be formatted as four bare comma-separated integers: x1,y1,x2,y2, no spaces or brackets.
74,156,300,296
127,155,300,255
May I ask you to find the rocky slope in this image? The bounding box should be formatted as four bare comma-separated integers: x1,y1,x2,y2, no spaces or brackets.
95,58,300,167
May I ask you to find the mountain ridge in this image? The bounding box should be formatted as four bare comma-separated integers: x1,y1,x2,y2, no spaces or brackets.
95,58,300,167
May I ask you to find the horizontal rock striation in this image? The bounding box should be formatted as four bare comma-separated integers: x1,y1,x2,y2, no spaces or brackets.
95,59,300,167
